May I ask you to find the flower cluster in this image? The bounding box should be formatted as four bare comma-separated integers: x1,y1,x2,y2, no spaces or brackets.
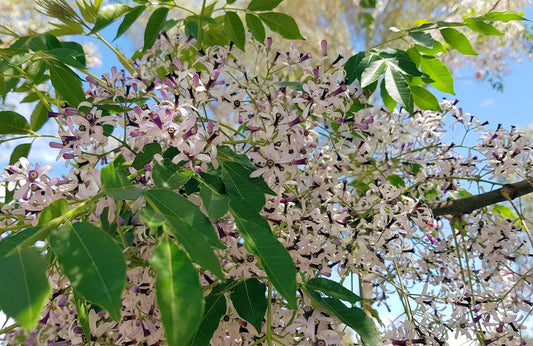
2,31,533,345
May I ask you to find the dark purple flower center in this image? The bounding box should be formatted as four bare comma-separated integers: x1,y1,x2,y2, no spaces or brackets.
28,170,39,181
183,127,197,139
289,116,305,127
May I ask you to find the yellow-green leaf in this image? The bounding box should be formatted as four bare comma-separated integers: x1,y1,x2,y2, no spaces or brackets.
411,85,442,111
440,28,477,55
419,55,454,94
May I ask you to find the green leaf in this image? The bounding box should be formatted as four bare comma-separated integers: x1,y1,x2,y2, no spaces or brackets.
50,222,127,321
357,55,380,85
115,6,146,40
144,7,170,50
416,40,445,55
464,18,504,36
222,162,266,212
91,3,131,33
185,20,199,38
200,171,225,194
162,19,180,33
132,142,162,170
492,204,518,219
0,111,31,135
30,101,48,131
190,286,227,346
248,0,284,11
230,198,297,309
230,278,267,333
435,21,465,28
405,46,421,66
145,190,224,248
49,22,85,36
360,0,376,8
151,236,205,346
0,248,51,330
380,79,396,111
199,184,230,219
21,92,40,103
384,67,413,113
258,12,304,40
387,174,406,188
25,60,45,85
183,176,200,194
224,11,246,51
38,198,69,225
202,1,217,17
380,49,422,77
359,12,374,28
144,190,226,279
344,51,366,85
440,28,477,55
47,47,86,69
419,55,454,94
408,31,434,48
49,63,85,108
139,204,167,228
448,188,472,199
101,162,144,200
9,143,31,165
229,196,271,230
203,24,232,47
246,13,266,43
361,59,385,88
73,292,91,344
226,0,238,4
5,141,29,203
411,85,442,111
0,227,39,258
217,145,256,171
305,293,382,346
9,52,32,66
59,39,87,56
96,124,111,138
44,34,61,50
305,278,363,304
152,159,192,190
220,158,275,196
480,11,527,22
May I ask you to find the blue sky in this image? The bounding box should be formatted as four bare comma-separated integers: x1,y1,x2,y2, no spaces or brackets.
452,60,533,128
448,6,533,129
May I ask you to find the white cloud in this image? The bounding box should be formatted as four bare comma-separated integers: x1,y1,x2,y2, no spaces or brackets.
479,98,496,108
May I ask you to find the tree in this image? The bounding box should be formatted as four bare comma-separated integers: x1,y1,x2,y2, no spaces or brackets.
0,0,532,345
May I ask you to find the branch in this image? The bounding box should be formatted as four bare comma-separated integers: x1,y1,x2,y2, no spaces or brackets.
427,178,533,216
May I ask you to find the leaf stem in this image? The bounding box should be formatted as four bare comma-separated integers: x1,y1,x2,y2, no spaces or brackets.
198,0,207,47
5,192,104,257
0,322,20,336
94,32,135,75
